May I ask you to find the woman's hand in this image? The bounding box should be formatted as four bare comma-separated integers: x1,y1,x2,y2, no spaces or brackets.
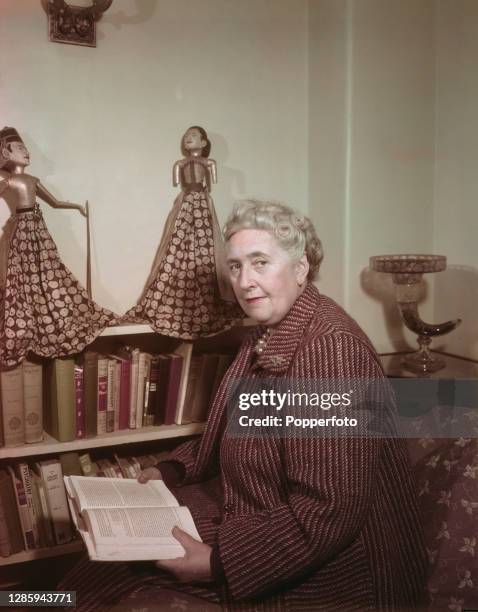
137,466,162,483
156,526,213,583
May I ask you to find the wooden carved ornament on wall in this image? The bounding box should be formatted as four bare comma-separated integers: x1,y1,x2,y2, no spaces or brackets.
42,0,113,47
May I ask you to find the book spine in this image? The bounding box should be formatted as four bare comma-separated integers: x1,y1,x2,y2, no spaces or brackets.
0,470,24,554
18,463,40,548
83,353,99,437
154,355,171,426
144,357,160,427
141,354,152,427
74,364,85,439
78,453,98,477
97,358,108,435
106,360,116,433
37,460,72,545
0,494,11,557
129,349,140,429
31,472,55,547
22,361,43,444
135,352,147,429
164,356,184,425
1,367,25,446
113,361,121,431
45,359,76,442
172,343,193,426
118,359,131,430
7,466,35,550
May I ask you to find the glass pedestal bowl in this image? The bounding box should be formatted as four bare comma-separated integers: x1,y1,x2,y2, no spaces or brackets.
369,254,461,375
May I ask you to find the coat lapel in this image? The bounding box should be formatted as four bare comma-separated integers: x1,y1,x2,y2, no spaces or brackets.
252,283,321,375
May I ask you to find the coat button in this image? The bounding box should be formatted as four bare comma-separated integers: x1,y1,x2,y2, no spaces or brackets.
211,516,221,525
223,503,233,513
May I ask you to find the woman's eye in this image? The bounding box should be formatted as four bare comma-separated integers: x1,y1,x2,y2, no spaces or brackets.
228,263,240,274
253,260,267,269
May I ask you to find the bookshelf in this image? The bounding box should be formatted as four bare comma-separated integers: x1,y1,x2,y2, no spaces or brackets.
0,423,205,460
0,323,245,579
0,540,84,567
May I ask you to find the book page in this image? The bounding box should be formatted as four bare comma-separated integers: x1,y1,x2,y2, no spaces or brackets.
84,506,200,561
67,476,179,512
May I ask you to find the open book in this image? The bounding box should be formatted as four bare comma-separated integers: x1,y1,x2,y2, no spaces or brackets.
64,475,201,561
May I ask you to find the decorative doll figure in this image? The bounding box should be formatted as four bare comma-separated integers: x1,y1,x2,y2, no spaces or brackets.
124,126,243,338
0,127,117,368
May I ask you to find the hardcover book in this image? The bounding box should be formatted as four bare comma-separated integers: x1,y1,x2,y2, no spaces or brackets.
18,462,40,548
74,364,85,439
44,358,76,442
83,352,100,437
7,465,35,550
35,459,72,546
0,469,24,554
22,360,43,444
1,366,25,446
64,476,201,561
129,348,140,429
96,357,108,435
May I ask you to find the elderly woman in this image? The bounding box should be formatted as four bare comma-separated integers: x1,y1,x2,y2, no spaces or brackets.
62,200,428,611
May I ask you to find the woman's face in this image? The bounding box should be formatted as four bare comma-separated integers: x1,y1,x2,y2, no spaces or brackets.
3,141,30,167
183,128,206,152
226,229,309,327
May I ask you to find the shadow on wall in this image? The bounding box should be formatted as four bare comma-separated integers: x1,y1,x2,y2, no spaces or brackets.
434,265,478,358
100,0,157,32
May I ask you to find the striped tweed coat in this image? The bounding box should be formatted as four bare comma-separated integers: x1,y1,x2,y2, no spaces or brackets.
167,283,429,610
61,284,428,611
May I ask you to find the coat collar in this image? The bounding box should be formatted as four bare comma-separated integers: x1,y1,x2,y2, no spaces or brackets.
251,283,320,374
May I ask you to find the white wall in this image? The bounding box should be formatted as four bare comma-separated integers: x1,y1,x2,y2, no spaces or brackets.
0,0,309,313
1,0,476,359
433,0,478,359
309,0,436,354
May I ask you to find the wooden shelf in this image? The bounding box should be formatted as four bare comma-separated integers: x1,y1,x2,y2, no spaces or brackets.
100,324,155,336
0,540,84,566
0,423,205,460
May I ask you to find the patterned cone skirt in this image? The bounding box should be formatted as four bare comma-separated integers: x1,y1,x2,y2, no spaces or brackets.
0,209,118,368
123,191,243,339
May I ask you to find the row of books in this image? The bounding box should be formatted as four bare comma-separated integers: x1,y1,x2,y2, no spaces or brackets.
0,450,169,558
0,347,233,447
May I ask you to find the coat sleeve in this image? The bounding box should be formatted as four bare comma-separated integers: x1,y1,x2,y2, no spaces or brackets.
160,438,204,484
216,331,387,600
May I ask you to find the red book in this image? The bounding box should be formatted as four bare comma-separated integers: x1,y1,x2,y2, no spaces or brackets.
74,364,85,439
163,354,184,425
118,357,132,430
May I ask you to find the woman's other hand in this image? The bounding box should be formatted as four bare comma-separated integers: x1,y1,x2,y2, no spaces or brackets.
137,466,162,483
156,526,213,583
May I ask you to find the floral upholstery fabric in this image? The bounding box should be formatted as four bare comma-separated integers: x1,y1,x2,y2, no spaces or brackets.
410,436,478,611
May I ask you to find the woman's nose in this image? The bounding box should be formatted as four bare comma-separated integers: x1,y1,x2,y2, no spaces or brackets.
238,266,254,289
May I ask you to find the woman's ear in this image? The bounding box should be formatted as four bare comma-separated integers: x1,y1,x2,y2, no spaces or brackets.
1,147,11,161
295,254,309,286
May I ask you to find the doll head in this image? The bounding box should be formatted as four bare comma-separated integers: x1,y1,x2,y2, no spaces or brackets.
0,127,30,170
181,125,211,158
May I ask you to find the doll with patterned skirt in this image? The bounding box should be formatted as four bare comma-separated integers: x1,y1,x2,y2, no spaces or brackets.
124,126,243,338
0,127,117,368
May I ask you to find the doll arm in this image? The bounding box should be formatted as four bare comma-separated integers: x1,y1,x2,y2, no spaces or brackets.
172,161,181,187
37,181,87,216
208,159,217,184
